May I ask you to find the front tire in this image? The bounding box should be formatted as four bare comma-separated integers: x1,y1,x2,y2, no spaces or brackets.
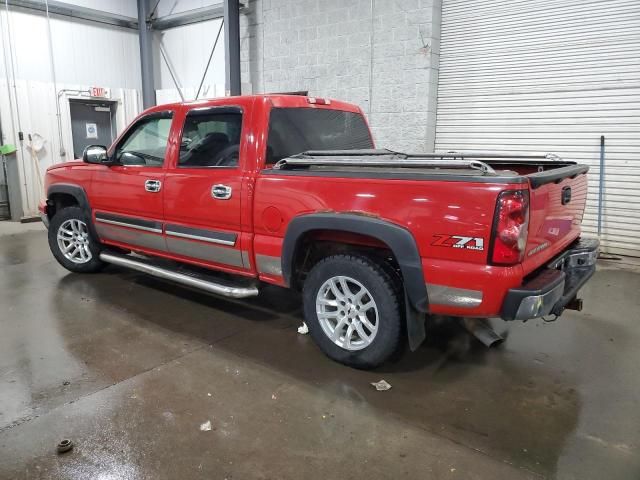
48,206,105,273
303,254,403,369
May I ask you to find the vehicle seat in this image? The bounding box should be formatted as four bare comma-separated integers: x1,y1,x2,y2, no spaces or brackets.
182,132,230,166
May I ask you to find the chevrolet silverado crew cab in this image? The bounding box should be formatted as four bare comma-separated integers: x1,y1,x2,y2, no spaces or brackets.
40,94,599,369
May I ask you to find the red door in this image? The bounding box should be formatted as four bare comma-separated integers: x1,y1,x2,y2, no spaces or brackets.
90,110,176,253
161,104,250,275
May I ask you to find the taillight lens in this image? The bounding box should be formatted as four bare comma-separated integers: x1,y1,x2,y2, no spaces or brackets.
490,190,530,265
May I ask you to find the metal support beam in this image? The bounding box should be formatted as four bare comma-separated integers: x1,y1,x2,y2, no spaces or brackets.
152,4,224,31
6,0,137,29
137,0,156,108
196,19,224,100
158,40,185,102
224,0,241,96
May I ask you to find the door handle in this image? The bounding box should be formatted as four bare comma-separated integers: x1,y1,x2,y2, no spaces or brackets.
211,184,232,200
145,179,162,193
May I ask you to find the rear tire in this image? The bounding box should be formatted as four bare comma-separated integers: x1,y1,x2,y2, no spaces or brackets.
48,206,105,273
303,254,403,369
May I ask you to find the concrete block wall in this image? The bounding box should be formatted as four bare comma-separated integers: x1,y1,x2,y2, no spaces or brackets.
240,0,441,152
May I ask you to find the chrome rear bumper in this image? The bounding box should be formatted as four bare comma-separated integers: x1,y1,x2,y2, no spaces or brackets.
501,238,599,321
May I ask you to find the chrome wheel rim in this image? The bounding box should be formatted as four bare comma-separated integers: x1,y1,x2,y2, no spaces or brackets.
57,219,92,264
316,275,379,351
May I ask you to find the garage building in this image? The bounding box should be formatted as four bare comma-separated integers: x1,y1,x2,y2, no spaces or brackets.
435,0,640,257
1,1,639,479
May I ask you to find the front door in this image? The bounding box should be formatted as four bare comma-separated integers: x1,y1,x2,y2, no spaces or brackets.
162,106,247,273
90,111,176,253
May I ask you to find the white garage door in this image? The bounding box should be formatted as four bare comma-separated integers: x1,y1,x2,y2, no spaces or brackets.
435,0,640,257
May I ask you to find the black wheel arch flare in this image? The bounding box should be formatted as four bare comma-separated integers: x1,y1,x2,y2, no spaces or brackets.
281,213,429,350
47,184,99,239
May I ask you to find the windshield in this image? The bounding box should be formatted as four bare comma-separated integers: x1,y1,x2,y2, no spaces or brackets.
265,107,373,165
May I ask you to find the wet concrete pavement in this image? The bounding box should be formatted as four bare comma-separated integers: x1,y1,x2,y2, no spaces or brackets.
0,224,639,479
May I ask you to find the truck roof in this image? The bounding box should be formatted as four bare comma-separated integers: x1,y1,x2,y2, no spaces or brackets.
146,94,363,114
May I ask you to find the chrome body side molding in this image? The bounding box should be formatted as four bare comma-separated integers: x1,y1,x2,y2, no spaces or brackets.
165,224,237,246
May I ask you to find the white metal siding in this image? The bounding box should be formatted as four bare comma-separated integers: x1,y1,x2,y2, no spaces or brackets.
435,0,640,257
0,80,140,217
0,9,141,89
156,18,226,91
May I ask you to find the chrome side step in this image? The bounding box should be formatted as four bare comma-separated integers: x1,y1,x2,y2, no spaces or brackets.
99,252,259,299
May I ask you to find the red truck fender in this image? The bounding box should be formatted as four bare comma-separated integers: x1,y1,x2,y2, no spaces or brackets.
280,213,429,350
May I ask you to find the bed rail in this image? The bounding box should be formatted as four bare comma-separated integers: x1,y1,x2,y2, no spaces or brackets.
273,149,564,175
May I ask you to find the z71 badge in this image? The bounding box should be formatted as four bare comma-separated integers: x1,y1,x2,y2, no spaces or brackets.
431,234,485,251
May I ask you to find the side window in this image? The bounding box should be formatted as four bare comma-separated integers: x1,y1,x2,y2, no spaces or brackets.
178,110,242,168
116,114,173,166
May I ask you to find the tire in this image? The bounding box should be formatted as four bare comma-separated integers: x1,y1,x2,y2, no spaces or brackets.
303,254,403,369
48,206,105,273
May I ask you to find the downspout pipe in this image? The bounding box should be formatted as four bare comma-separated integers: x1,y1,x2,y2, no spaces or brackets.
44,0,65,160
597,135,605,237
3,0,29,213
137,0,156,108
0,105,12,219
223,0,241,96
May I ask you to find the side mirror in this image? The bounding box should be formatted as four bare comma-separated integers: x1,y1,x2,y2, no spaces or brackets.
82,145,110,164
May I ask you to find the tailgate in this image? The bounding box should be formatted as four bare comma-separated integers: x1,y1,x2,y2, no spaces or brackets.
522,167,588,275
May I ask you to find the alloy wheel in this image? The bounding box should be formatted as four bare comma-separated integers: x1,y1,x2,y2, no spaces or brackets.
316,275,379,351
56,219,92,264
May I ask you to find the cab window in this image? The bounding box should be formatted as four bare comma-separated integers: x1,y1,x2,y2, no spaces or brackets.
265,108,373,165
178,109,242,168
116,113,173,166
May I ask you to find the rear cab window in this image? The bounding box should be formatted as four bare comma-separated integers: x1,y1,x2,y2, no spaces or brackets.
265,107,374,166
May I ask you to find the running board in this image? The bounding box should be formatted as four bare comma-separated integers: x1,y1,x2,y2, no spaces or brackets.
99,252,259,299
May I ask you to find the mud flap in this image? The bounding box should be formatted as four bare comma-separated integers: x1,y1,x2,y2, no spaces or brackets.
405,291,426,351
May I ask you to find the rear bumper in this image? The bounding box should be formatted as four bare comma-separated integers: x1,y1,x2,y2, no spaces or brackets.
501,238,599,321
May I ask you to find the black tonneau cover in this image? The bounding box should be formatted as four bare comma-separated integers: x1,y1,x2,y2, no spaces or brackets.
267,149,588,188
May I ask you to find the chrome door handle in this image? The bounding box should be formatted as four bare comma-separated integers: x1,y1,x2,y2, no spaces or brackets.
211,184,232,200
145,179,162,192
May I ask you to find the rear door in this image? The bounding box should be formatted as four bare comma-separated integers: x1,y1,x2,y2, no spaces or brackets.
91,110,175,253
162,104,249,274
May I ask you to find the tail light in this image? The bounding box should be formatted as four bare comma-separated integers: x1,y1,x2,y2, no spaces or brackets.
490,190,530,265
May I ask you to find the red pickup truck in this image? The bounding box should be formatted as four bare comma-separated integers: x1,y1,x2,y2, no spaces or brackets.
39,94,598,368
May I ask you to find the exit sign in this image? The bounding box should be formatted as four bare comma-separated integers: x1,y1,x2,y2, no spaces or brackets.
90,87,110,98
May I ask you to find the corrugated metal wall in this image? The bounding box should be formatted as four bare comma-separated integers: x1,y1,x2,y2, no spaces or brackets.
0,8,141,90
435,0,640,257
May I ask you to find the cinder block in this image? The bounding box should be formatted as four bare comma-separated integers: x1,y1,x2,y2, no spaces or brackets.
239,0,441,152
